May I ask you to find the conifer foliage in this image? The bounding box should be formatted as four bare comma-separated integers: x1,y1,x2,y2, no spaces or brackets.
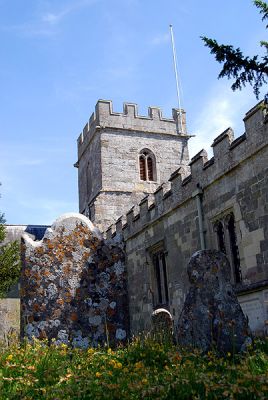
0,210,20,298
201,1,268,100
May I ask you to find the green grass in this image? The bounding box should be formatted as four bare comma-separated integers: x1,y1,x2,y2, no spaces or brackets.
0,335,267,399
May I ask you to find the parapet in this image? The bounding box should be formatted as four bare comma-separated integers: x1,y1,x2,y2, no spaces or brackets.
76,100,190,160
104,101,268,239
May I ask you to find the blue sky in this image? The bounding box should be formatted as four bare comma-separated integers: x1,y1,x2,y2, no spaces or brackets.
0,0,266,225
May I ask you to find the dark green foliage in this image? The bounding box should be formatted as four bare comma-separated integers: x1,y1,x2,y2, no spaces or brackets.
255,0,268,26
0,206,20,298
201,1,268,99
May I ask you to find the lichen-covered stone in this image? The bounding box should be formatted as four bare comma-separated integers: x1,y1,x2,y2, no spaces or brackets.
21,213,128,347
152,308,173,342
177,250,251,353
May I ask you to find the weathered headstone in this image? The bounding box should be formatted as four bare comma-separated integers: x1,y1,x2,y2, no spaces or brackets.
21,213,128,347
152,308,173,342
177,250,251,353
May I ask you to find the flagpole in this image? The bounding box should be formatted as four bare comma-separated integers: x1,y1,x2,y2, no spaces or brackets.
169,24,183,133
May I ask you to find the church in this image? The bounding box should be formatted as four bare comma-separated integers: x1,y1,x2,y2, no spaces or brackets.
1,99,268,343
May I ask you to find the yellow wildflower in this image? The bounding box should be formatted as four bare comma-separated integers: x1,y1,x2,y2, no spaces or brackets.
6,355,13,361
95,372,101,378
142,378,148,385
114,362,122,369
134,361,144,369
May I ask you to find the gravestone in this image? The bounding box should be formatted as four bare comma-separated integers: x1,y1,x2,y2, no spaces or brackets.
152,308,173,342
177,250,251,353
21,213,128,347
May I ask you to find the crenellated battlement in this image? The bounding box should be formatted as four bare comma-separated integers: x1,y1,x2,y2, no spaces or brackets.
104,102,268,239
77,99,189,159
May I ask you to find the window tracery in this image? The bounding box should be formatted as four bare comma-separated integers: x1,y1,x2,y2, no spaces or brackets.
139,149,156,181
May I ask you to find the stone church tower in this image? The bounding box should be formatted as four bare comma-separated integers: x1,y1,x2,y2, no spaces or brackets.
75,100,191,231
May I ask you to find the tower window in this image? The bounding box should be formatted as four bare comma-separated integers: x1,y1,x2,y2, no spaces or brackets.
139,149,156,181
139,156,146,181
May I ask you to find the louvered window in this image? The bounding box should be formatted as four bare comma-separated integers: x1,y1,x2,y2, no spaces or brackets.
139,150,156,181
147,157,154,180
139,156,146,181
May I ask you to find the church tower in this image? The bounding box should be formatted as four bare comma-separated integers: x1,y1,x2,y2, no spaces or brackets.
75,100,191,232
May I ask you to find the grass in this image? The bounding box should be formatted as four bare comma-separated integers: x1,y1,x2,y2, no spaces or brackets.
0,335,267,399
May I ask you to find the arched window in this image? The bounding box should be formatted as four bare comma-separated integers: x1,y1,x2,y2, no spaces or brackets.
227,213,242,283
139,149,156,181
215,221,226,254
213,212,242,284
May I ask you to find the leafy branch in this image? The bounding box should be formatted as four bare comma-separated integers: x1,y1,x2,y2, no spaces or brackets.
201,1,268,100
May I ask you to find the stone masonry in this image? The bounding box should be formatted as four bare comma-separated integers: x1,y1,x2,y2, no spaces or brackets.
1,100,268,343
21,213,128,347
105,102,268,335
75,100,191,231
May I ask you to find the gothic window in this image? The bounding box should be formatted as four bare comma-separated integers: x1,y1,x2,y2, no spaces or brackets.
152,250,169,306
139,156,146,181
216,221,226,254
213,212,242,284
227,213,242,283
139,149,156,181
86,162,92,198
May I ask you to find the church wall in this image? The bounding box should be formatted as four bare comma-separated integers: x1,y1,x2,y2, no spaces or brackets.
100,129,189,192
1,102,267,343
78,132,102,215
90,129,189,231
106,103,268,334
76,100,191,231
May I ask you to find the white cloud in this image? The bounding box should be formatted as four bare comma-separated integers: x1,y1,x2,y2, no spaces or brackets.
42,12,65,25
1,22,58,37
1,0,100,37
188,83,257,159
41,0,100,24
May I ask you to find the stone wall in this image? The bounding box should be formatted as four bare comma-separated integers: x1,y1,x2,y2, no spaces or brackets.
0,298,20,344
0,225,49,344
21,214,128,347
105,102,268,334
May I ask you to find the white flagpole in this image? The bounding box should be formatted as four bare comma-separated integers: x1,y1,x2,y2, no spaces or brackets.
169,24,184,133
